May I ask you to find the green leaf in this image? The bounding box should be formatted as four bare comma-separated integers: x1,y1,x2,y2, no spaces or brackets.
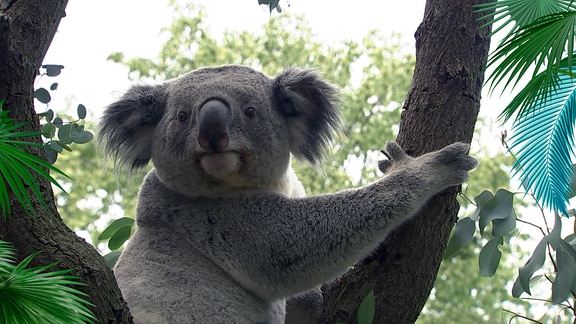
103,251,122,268
70,130,93,144
475,0,576,42
569,164,576,198
42,64,64,77
34,88,51,104
479,236,503,277
49,83,58,91
58,124,73,144
77,104,87,120
552,247,576,303
47,141,63,153
518,237,548,295
98,217,135,240
44,109,54,123
470,190,494,221
108,226,132,250
0,239,96,323
444,217,476,259
41,123,56,138
45,148,58,164
478,189,514,235
509,69,576,215
484,11,576,115
0,110,71,218
491,210,516,237
52,117,63,128
357,290,375,324
549,214,563,249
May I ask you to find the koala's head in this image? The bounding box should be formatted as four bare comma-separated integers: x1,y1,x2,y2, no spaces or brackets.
98,65,341,197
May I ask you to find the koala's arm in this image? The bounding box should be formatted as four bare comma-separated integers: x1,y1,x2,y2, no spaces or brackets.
193,142,477,300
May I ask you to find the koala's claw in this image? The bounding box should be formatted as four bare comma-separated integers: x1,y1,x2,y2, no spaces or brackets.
378,149,392,173
384,141,408,162
378,142,409,173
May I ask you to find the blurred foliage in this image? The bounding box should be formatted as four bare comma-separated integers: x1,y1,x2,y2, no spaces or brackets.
52,117,144,245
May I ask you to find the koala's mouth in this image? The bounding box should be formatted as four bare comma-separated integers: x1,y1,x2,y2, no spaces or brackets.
198,151,240,179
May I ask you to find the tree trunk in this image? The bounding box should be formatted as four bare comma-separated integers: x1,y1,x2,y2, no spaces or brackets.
0,1,131,322
321,0,493,323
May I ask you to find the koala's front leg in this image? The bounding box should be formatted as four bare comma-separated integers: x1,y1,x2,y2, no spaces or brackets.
205,142,476,301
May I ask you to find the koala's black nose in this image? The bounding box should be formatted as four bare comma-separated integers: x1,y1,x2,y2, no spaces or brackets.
197,100,230,152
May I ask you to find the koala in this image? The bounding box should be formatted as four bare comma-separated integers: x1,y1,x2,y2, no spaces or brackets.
98,65,477,324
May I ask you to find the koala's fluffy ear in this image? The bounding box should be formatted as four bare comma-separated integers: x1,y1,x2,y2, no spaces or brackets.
98,84,167,170
272,68,342,164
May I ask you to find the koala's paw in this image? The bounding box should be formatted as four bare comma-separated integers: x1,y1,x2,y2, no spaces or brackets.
418,142,478,191
379,141,478,191
432,142,478,183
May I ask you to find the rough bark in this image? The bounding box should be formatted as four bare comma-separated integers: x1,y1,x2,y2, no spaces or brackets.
0,1,132,322
321,0,493,323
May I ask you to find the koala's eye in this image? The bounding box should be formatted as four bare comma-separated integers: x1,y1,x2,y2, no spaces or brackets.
178,111,189,123
244,107,256,118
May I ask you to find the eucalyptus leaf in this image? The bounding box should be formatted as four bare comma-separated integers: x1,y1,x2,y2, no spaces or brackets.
42,64,64,77
479,236,503,277
470,190,494,221
108,226,132,250
552,247,576,303
478,189,514,235
518,237,548,295
98,217,135,240
77,104,87,120
50,83,58,91
45,149,57,164
549,214,563,249
491,209,516,237
47,141,63,153
41,123,56,138
70,131,93,144
357,290,375,324
511,276,524,298
44,109,54,123
34,88,51,104
103,251,122,268
444,217,476,259
58,124,73,145
52,117,63,128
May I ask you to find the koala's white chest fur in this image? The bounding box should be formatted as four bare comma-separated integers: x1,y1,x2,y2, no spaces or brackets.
114,173,288,323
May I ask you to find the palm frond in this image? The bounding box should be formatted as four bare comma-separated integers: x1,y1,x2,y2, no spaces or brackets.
475,0,576,42
0,104,71,218
486,11,576,122
0,240,96,323
509,71,576,215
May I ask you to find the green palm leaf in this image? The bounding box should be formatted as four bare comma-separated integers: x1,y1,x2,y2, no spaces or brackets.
476,0,576,41
476,1,576,122
489,11,576,120
509,70,576,215
0,240,96,323
0,102,70,218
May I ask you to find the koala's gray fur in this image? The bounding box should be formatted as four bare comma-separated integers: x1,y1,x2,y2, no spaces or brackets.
98,65,477,323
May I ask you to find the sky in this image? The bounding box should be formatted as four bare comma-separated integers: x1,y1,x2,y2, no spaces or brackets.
41,0,427,116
